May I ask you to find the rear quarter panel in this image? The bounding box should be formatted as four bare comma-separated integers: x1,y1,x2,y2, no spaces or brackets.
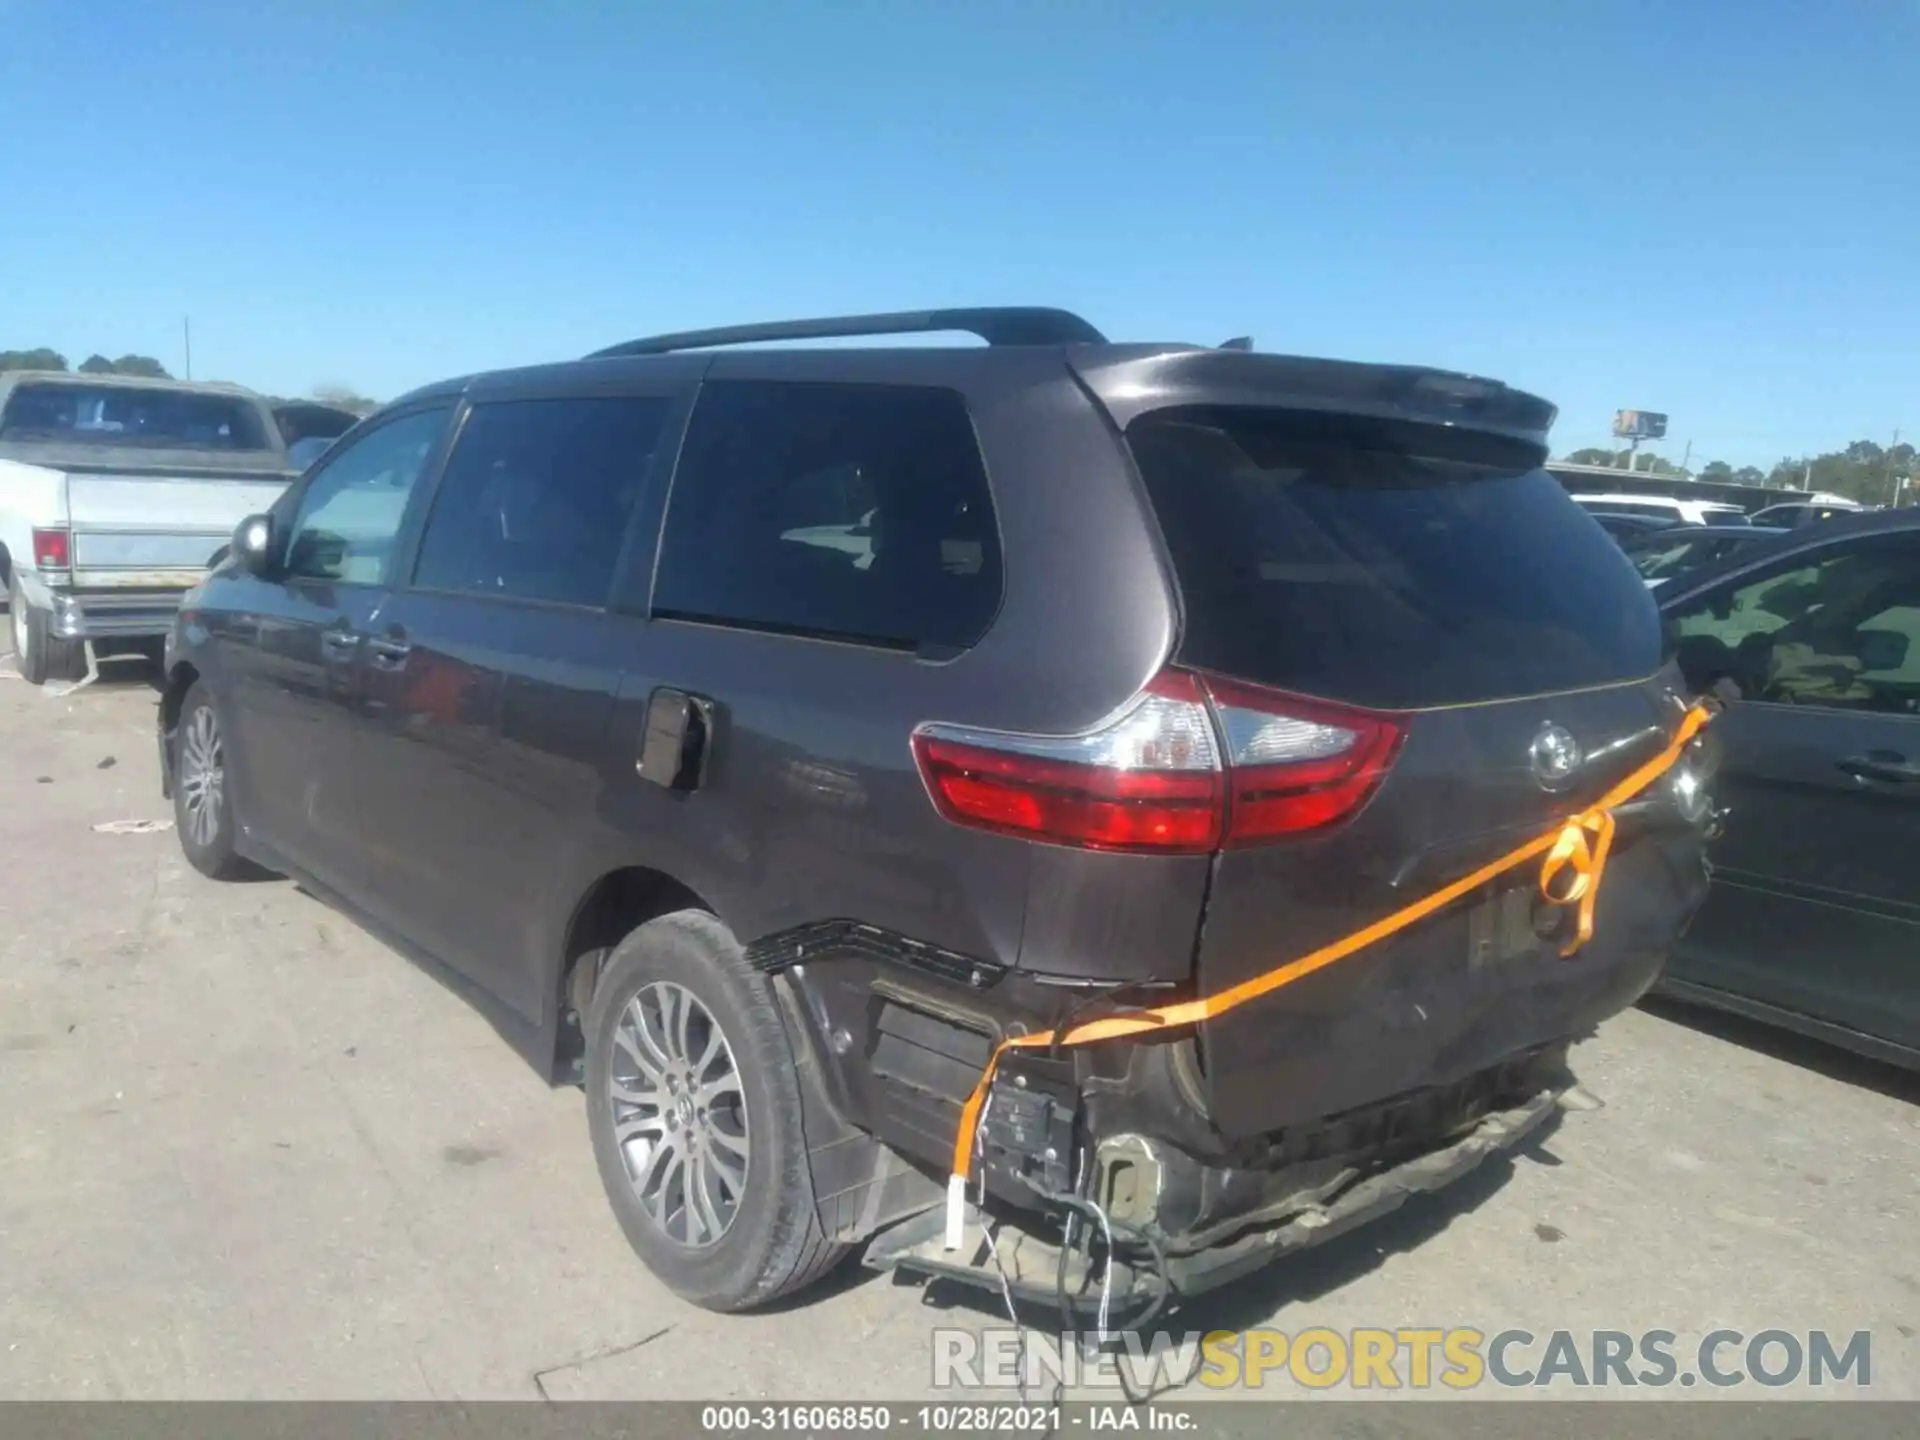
574,347,1210,983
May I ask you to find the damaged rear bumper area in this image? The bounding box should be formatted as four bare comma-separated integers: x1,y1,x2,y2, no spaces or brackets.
759,931,1589,1316
866,1071,1563,1312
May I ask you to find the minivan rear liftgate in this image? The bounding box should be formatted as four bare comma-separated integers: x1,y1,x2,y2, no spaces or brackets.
873,399,1718,1314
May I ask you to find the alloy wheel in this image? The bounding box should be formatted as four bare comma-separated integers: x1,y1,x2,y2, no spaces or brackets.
607,981,750,1248
179,705,226,849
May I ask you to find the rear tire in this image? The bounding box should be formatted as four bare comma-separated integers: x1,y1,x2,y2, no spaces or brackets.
8,575,81,686
173,683,252,880
584,909,848,1311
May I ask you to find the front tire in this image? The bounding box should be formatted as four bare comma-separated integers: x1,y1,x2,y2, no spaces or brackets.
584,910,848,1311
8,575,81,686
173,683,250,880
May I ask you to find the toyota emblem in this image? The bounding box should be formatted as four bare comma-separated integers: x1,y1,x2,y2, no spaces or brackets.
1529,723,1583,791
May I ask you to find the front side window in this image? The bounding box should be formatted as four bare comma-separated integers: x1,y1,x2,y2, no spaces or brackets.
411,396,670,608
1665,532,1920,716
283,408,448,585
652,381,1002,652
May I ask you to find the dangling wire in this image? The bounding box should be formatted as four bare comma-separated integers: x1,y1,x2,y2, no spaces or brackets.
1021,1175,1176,1407
971,1092,1037,1407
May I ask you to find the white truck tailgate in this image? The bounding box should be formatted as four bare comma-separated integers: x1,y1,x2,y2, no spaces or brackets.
67,472,292,580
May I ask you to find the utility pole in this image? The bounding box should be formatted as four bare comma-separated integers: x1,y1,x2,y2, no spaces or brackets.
1887,429,1903,507
183,317,192,381
1680,439,1692,475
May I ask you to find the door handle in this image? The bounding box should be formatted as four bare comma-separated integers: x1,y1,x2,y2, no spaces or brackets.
1836,751,1920,784
367,637,412,670
319,630,358,662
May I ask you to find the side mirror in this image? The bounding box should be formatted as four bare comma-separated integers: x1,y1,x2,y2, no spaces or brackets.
231,513,276,577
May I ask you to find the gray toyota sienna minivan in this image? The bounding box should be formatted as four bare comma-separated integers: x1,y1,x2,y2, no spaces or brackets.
158,309,1716,1314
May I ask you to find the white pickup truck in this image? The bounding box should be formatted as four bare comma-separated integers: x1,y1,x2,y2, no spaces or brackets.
1,371,302,685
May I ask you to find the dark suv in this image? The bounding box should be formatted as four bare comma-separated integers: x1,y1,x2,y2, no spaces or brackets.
157,308,1714,1313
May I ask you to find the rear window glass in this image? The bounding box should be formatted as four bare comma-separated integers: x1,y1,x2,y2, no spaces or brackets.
0,382,271,450
1127,408,1663,710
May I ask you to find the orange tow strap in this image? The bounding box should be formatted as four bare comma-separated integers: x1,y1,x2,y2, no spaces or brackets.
943,702,1714,1246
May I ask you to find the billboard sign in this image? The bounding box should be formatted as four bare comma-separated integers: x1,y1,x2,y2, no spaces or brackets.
1612,409,1668,441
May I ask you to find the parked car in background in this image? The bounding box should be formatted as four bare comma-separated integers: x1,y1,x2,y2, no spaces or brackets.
155,306,1716,1313
1572,492,1750,527
1588,511,1684,544
1657,508,1920,1069
1,372,300,683
284,435,338,471
1624,524,1787,589
273,401,362,474
1750,500,1861,529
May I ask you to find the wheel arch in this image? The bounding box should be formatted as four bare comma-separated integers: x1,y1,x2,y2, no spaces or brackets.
160,658,202,730
156,660,202,795
549,864,715,1082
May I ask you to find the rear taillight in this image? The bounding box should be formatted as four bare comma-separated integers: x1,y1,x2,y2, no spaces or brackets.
911,670,1405,853
32,527,71,570
1205,676,1405,844
912,671,1225,854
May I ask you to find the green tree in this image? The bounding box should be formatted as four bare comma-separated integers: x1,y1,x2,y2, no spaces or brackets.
0,347,69,372
1759,440,1912,504
110,354,170,379
311,384,379,416
77,354,117,374
1698,460,1734,480
1768,457,1809,489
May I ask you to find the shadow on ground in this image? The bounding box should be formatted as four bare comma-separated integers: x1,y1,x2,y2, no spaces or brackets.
1638,994,1919,1106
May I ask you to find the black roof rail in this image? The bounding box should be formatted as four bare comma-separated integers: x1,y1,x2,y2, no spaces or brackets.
586,307,1108,359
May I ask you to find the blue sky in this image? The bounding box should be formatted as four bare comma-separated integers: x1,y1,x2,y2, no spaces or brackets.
2,0,1913,469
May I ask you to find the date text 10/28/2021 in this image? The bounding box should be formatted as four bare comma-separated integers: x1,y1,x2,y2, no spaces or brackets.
700,1406,1196,1432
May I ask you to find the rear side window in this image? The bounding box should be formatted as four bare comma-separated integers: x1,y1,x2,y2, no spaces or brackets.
653,381,1001,652
412,396,670,608
1128,408,1663,710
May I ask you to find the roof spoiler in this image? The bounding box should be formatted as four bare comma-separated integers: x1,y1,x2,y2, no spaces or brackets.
588,307,1108,359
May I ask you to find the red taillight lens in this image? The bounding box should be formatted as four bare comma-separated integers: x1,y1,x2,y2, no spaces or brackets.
911,671,1225,854
32,527,71,569
1203,676,1406,843
912,669,1405,853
